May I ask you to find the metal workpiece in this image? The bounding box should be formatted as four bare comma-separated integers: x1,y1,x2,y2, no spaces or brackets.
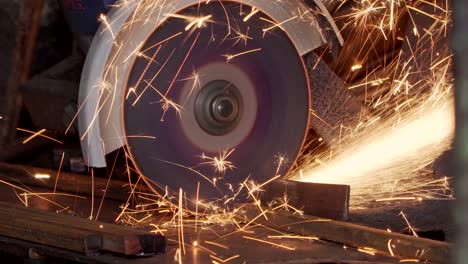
261,180,350,220
241,205,450,263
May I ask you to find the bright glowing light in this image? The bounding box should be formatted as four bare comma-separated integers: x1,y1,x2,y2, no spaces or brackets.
34,174,51,179
351,64,363,71
294,96,454,205
297,99,453,183
290,0,453,204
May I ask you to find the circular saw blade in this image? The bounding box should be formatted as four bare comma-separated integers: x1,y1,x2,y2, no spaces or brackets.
123,1,310,208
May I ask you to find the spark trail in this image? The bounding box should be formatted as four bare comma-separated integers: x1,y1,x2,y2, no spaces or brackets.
294,94,454,205
290,0,455,206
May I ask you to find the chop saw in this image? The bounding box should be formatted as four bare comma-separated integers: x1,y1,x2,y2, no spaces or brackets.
78,0,351,208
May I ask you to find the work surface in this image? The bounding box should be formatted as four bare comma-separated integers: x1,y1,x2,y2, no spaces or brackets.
0,185,401,264
0,164,449,264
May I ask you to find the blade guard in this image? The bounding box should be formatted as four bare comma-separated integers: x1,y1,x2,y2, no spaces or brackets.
78,0,343,167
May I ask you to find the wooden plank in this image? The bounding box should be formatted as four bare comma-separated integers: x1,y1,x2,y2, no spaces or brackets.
242,205,449,263
0,162,129,201
0,202,165,256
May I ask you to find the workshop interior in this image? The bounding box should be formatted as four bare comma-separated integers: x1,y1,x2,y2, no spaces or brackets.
0,0,466,263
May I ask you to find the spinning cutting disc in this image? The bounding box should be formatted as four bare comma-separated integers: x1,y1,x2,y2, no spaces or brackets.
123,1,310,207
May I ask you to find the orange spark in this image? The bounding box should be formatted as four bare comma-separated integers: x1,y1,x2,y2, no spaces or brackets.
242,236,296,251
99,14,115,39
18,128,63,144
53,151,65,193
223,48,262,62
243,7,259,22
261,16,298,35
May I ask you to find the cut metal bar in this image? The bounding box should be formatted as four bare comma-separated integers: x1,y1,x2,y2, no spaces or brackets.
0,207,101,254
0,202,166,256
242,205,449,263
0,162,128,201
261,180,350,220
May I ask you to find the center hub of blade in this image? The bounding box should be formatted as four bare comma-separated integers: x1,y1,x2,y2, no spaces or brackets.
194,80,243,136
212,96,238,122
